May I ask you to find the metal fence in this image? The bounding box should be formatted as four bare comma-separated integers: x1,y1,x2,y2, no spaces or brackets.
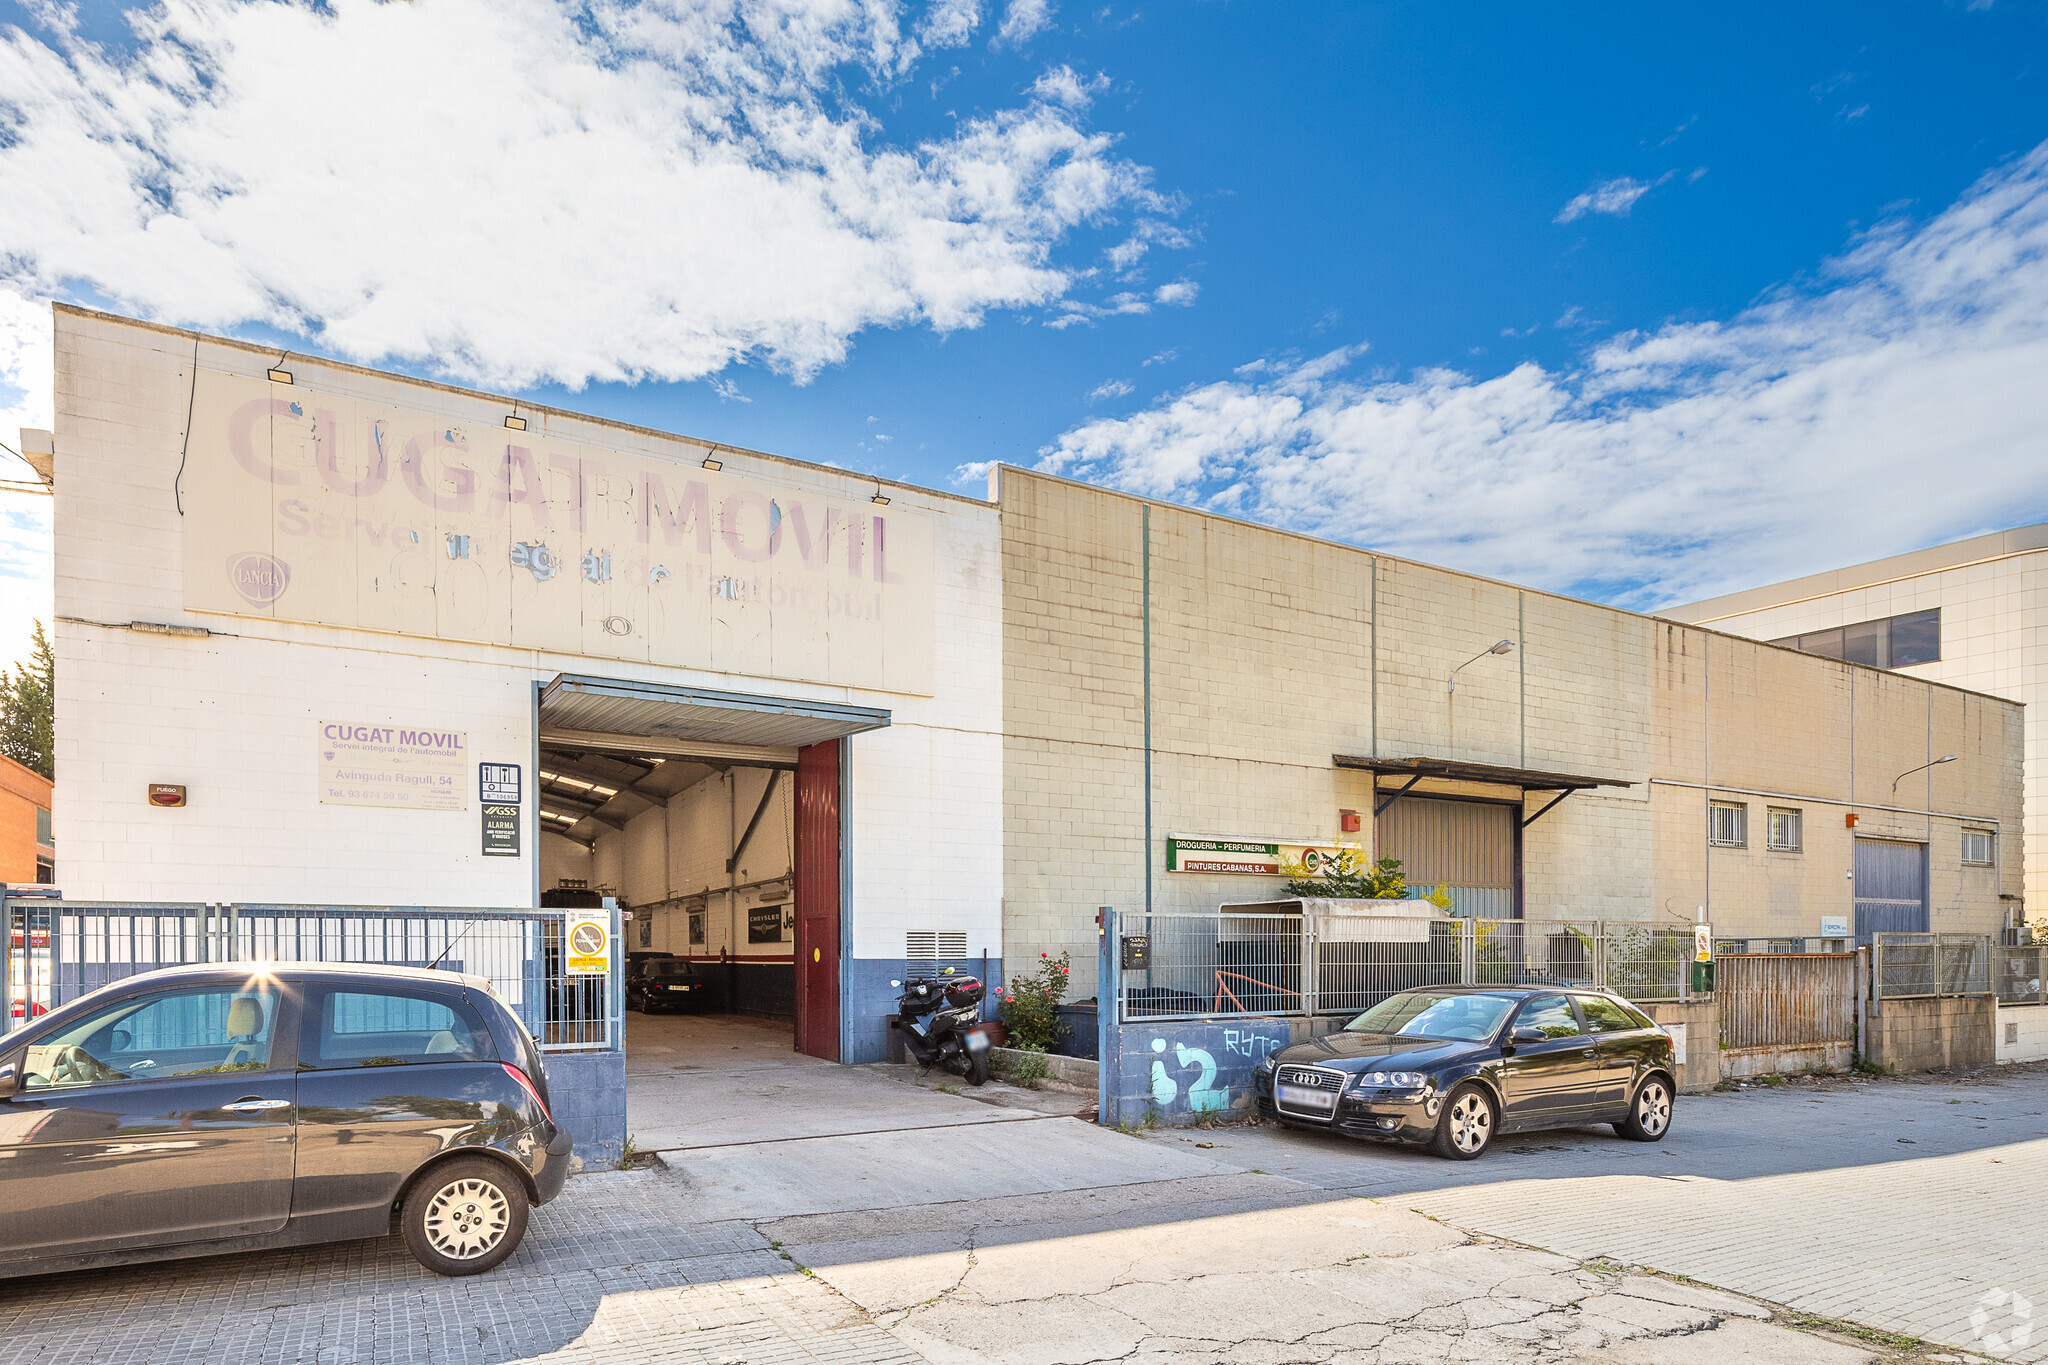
1718,952,1859,1050
1,898,616,1051
1994,944,2047,1006
1714,937,1853,956
1872,932,1992,1000
1119,908,1701,1023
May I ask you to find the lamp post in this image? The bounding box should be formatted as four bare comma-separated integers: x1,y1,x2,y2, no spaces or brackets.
1891,754,1957,795
1447,639,1515,755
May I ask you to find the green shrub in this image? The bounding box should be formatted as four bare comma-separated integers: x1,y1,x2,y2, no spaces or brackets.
1281,845,1408,900
996,951,1072,1051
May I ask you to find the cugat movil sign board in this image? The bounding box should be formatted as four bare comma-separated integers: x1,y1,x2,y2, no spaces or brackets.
180,369,936,694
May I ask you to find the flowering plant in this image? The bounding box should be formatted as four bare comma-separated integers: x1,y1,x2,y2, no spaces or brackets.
997,950,1072,1052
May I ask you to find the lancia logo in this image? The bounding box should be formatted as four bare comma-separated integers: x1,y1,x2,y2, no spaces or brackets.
226,552,291,605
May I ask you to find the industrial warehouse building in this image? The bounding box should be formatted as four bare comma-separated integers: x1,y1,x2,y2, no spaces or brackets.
993,468,2025,1000
37,307,2026,1074
46,306,1001,1067
1667,523,2046,928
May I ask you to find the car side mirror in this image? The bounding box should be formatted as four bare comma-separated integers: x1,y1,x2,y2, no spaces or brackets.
1509,1027,1546,1045
0,1061,15,1099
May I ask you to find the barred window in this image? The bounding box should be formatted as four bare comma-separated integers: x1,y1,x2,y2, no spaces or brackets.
1962,830,1995,866
1709,802,1747,848
1767,808,1802,852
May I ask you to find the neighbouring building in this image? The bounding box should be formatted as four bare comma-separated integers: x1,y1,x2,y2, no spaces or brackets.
993,467,2026,1000
46,306,1001,1065
0,754,53,887
1665,524,2045,927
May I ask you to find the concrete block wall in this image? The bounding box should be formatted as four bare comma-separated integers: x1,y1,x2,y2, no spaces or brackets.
998,466,2023,998
544,1050,627,1167
1868,995,1996,1073
1996,1002,2048,1064
1667,538,2045,922
1642,999,1720,1093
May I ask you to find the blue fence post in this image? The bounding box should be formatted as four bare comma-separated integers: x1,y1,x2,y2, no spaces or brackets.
1098,906,1117,1126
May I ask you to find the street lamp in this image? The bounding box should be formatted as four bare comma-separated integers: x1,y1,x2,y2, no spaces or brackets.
1448,639,1515,693
1891,754,1958,794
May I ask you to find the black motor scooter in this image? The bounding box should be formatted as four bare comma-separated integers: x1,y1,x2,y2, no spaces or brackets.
888,967,992,1085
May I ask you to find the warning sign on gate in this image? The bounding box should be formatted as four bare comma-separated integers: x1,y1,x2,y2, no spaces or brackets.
566,914,611,975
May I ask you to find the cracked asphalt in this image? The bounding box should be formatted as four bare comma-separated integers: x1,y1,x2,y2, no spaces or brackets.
8,1012,2030,1365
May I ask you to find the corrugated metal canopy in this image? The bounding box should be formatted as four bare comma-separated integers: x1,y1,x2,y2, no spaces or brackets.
1331,755,1632,791
540,674,890,752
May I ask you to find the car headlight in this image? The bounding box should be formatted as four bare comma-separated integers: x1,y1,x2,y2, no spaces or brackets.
1360,1071,1427,1089
1256,1055,1278,1074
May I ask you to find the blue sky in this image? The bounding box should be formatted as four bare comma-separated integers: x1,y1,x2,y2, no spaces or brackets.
3,1,2048,666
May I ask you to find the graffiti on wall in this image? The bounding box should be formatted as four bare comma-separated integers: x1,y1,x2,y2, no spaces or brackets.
1116,1018,1293,1120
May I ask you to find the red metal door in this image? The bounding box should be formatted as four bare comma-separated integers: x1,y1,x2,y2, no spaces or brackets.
793,741,842,1060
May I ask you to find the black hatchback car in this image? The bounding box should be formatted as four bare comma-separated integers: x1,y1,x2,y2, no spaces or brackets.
1254,985,1676,1159
626,957,710,1013
0,961,571,1278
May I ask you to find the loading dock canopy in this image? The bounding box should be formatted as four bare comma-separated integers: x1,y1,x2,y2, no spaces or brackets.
541,674,890,767
1332,755,1633,828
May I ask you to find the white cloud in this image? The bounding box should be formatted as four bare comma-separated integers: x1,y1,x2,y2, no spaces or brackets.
1153,279,1198,306
918,0,982,49
1088,377,1133,401
1031,63,1108,110
1555,174,1662,224
0,288,54,673
0,0,1158,392
1037,142,2048,608
996,0,1054,46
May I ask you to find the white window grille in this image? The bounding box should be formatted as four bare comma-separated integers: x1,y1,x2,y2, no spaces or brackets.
1767,808,1802,852
1709,802,1747,848
1963,830,1995,866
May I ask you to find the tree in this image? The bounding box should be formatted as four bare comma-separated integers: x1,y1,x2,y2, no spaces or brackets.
0,620,54,780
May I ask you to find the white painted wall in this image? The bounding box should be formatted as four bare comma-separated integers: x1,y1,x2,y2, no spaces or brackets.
52,308,1004,965
1998,1002,2048,1064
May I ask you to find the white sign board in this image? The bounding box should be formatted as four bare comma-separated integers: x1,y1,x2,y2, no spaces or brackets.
1820,915,1850,939
317,721,467,811
181,369,935,693
1663,1022,1688,1065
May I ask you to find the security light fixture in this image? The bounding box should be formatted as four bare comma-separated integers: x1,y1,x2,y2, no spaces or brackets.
1891,754,1958,794
872,493,891,506
1447,639,1516,693
266,368,293,385
702,448,725,471
504,414,527,431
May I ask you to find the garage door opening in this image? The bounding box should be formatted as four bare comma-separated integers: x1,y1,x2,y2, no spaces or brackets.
534,675,885,1069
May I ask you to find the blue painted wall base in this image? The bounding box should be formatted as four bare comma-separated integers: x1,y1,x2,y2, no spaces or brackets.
847,956,1003,1063
543,1049,627,1168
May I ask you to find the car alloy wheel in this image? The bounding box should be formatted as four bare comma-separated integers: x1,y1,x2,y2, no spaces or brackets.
1447,1089,1492,1154
422,1177,511,1260
1635,1080,1671,1136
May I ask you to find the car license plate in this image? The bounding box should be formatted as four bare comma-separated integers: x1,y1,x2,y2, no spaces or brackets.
668,985,689,991
964,1030,990,1053
1278,1083,1336,1112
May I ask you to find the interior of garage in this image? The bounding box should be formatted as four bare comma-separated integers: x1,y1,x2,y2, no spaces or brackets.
538,748,798,1025
532,674,887,1067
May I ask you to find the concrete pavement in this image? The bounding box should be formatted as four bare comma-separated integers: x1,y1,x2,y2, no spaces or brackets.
13,1014,2026,1365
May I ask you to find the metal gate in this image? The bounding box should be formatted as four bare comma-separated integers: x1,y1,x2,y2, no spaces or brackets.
1717,952,1859,1076
1376,797,1516,919
1854,838,1928,944
2,899,615,1051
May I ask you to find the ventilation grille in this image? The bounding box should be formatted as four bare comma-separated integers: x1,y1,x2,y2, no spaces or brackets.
906,931,969,961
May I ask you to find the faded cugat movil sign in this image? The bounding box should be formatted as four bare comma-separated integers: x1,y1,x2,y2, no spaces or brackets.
179,368,936,694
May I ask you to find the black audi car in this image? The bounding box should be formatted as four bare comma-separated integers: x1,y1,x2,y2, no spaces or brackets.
626,957,710,1013
1253,985,1676,1159
0,961,572,1279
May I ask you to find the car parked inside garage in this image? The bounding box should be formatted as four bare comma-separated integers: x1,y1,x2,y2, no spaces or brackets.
0,961,571,1278
626,956,711,1013
1253,985,1676,1159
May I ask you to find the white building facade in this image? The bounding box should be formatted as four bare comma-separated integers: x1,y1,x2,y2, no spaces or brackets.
1666,523,2047,926
48,307,1003,1063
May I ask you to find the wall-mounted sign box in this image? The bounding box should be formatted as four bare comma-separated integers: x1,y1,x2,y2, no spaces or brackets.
1166,835,1346,876
147,784,187,808
565,914,610,975
747,907,786,944
481,803,520,857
